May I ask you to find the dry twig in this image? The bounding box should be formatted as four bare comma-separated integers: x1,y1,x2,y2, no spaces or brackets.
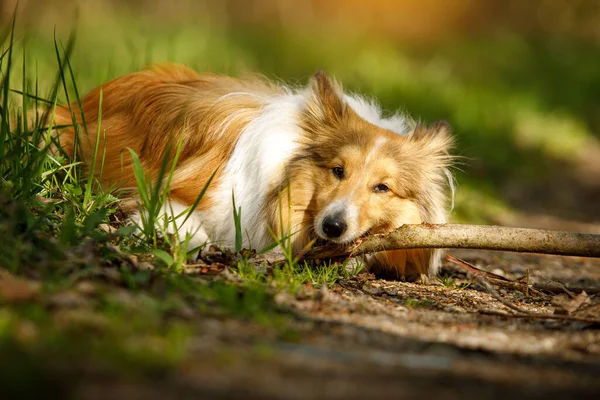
445,254,547,297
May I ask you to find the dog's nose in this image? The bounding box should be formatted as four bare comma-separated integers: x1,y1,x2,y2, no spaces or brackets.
322,214,347,238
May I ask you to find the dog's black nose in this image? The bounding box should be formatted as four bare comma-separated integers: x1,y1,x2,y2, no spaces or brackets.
322,214,347,238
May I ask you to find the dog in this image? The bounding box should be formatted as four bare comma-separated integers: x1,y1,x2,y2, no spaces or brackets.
52,65,454,280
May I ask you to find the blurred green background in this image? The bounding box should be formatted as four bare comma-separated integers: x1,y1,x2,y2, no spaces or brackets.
3,0,600,230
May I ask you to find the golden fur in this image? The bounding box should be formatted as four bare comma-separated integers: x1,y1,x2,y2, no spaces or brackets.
52,65,454,280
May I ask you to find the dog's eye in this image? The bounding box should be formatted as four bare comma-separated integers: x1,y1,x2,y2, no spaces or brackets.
332,166,344,179
374,183,389,193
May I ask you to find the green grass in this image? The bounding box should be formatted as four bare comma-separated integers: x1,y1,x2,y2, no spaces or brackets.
405,298,433,309
11,13,600,223
436,274,471,290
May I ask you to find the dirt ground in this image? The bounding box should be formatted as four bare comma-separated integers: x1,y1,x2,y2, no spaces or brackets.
5,148,600,400
47,124,600,400
61,243,598,400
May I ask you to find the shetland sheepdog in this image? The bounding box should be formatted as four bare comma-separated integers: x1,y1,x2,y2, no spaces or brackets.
53,65,454,280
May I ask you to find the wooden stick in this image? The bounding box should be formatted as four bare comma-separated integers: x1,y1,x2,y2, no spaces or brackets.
295,224,600,262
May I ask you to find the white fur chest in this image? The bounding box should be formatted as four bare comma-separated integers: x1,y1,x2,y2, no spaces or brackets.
201,94,306,250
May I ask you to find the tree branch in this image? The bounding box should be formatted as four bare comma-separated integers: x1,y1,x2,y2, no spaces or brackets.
295,224,600,262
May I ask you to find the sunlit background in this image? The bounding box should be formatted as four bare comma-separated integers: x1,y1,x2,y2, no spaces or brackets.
4,0,600,231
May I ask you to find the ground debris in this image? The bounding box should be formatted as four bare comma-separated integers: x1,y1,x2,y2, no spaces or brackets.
2,247,600,399
0,269,40,303
47,290,91,309
552,291,591,315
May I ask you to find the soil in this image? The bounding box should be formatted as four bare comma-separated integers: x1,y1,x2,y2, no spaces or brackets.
11,148,600,400
64,245,600,400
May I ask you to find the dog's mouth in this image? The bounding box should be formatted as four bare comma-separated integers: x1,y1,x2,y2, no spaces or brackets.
315,237,329,246
314,230,371,247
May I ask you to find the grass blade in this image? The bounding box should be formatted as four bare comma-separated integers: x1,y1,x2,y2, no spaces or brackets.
83,89,103,211
232,191,243,253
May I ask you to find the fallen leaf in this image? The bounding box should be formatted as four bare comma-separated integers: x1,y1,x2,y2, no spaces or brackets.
99,223,117,234
0,270,40,303
552,291,590,315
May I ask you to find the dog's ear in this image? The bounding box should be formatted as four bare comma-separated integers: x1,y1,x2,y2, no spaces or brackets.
411,120,450,140
401,120,454,218
305,70,345,126
410,120,453,155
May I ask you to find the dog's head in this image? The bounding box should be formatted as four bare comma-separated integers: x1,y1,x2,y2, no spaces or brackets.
298,71,454,244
